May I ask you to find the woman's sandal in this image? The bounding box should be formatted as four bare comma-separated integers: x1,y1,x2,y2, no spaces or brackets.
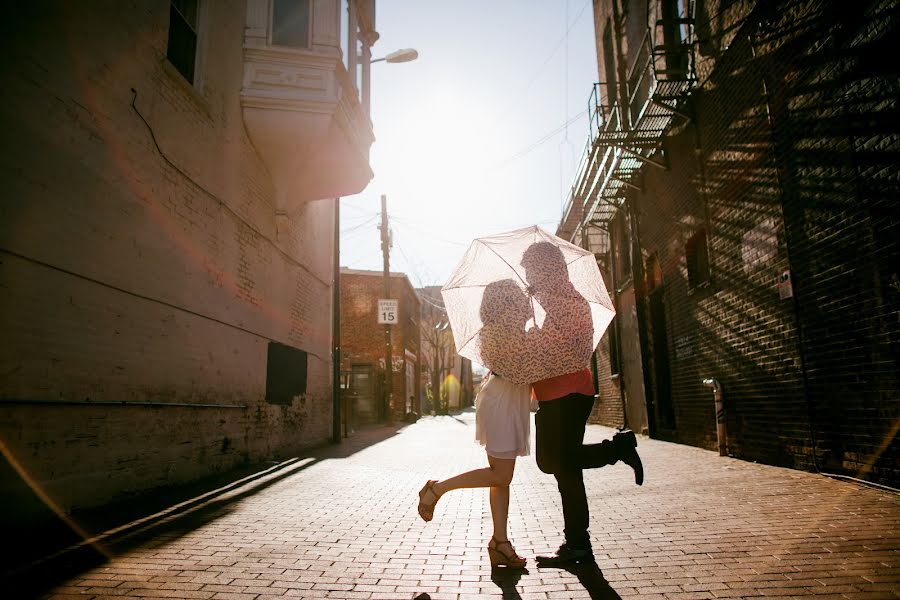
417,480,440,522
487,537,527,568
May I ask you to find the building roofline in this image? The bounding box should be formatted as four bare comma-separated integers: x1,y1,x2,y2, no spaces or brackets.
340,267,410,278
340,267,420,303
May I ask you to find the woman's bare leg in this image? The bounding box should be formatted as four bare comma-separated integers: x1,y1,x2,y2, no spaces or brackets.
432,455,515,497
427,456,516,539
487,456,512,541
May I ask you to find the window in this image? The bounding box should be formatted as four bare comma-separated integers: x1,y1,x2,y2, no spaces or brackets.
167,0,199,83
265,342,308,405
646,253,663,294
613,212,632,286
272,0,311,48
602,20,618,111
340,0,350,69
660,0,690,76
608,318,621,377
686,229,711,289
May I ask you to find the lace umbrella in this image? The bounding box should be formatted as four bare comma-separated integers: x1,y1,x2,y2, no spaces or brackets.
441,225,615,385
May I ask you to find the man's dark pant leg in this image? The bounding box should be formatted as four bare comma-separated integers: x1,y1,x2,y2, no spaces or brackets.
536,393,596,547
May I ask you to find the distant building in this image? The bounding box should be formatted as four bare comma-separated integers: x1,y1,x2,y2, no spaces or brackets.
1,0,381,515
340,269,421,424
560,0,898,487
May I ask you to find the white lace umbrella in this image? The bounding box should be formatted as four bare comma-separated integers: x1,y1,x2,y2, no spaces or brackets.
441,225,615,385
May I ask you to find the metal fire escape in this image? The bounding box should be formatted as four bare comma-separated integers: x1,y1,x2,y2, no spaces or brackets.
560,7,697,248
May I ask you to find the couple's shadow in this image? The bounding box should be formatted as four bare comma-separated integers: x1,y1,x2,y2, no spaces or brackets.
489,561,622,600
413,563,621,600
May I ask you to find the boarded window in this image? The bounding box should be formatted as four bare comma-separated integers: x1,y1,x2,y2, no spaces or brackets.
686,229,711,289
608,317,621,377
602,20,618,109
613,213,632,285
167,0,199,83
272,0,311,48
265,342,308,405
646,253,663,293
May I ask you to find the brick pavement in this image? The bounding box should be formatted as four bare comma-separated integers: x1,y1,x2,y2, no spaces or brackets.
14,409,900,599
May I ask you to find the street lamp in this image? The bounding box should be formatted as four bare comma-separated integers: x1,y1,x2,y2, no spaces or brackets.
332,46,418,442
369,48,419,64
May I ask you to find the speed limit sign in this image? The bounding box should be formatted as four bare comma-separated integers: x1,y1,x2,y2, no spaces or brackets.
378,299,398,324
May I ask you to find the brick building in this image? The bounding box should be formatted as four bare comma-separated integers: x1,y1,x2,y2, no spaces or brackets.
559,0,898,487
1,0,381,518
339,269,421,424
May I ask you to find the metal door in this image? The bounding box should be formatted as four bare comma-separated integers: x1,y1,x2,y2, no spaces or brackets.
350,364,377,424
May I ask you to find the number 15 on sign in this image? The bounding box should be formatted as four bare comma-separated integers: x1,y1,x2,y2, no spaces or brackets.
378,299,398,324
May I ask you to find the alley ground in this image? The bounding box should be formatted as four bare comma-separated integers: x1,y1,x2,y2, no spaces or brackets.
8,410,899,600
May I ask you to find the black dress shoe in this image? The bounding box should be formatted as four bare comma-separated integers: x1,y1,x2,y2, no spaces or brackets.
614,430,644,486
535,543,595,566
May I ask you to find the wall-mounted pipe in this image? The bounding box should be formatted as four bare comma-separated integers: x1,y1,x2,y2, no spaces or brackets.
702,378,726,456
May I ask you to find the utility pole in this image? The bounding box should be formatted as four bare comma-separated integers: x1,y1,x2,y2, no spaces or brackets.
380,194,393,424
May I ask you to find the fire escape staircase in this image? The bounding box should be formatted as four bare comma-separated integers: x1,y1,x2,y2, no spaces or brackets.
560,15,697,245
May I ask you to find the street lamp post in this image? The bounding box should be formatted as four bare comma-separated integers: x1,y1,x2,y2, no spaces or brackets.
332,43,417,442
380,194,392,424
363,48,417,122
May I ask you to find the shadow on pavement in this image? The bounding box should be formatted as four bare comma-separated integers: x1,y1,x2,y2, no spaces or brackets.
490,565,527,599
539,562,623,599
1,422,407,598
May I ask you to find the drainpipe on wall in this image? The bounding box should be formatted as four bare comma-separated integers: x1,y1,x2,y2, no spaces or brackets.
332,197,342,443
702,378,726,456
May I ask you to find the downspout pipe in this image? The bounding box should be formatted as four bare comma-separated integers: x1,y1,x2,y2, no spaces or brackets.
702,378,726,456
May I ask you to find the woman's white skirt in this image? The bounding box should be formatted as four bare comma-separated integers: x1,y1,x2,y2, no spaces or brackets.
475,373,532,459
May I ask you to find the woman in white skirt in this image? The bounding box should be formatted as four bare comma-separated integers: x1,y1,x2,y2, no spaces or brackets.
417,280,533,568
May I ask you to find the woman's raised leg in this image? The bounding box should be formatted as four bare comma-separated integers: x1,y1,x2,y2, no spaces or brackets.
431,454,515,497
417,455,516,523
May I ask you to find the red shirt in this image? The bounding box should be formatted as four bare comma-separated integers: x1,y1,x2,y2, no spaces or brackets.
532,368,594,401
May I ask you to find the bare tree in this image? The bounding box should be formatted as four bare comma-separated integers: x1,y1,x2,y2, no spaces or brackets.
418,286,455,414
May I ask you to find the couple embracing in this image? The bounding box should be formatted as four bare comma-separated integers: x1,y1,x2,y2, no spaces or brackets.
417,241,643,569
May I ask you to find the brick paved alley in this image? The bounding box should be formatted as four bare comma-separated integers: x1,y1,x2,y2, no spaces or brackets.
13,410,899,600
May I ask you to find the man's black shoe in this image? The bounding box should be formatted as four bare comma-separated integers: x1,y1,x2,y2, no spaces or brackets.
614,430,644,486
535,543,595,567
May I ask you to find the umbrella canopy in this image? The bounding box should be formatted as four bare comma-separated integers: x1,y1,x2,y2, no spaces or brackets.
441,225,615,385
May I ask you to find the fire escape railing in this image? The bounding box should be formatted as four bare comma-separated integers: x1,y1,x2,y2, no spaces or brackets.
559,8,697,247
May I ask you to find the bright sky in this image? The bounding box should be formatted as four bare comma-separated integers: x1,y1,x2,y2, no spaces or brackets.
340,1,598,288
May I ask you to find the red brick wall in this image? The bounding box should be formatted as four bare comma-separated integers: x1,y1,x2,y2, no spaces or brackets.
592,261,627,428
340,271,421,421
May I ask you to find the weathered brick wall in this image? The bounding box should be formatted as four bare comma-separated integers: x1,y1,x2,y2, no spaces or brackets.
0,2,336,513
628,19,815,463
751,0,900,482
615,0,897,485
592,264,626,427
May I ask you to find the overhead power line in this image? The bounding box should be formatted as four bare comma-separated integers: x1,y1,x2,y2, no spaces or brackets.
389,215,469,248
500,0,592,124
340,214,379,235
491,109,588,171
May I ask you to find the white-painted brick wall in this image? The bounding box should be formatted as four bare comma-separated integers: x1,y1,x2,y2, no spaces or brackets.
0,2,337,510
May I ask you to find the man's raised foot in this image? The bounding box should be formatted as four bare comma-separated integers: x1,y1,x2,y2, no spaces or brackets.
614,429,644,485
